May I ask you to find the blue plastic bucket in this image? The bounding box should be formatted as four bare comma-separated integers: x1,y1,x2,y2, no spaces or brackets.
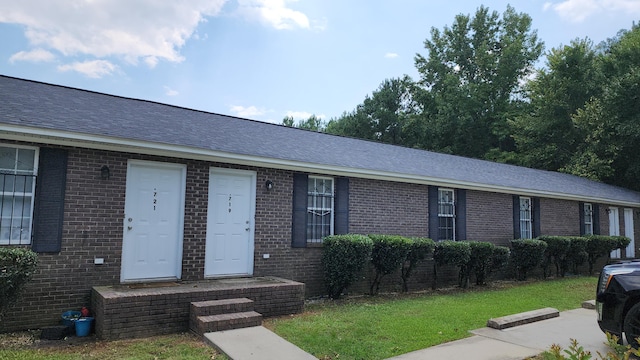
61,311,81,328
75,317,94,337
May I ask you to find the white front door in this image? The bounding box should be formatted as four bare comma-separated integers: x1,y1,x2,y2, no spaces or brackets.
205,168,255,277
121,160,186,282
625,208,635,258
610,207,621,259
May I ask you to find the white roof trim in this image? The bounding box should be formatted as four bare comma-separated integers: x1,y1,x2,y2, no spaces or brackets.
2,124,639,207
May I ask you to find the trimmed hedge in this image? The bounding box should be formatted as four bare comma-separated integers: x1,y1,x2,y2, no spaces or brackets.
538,236,572,278
368,235,412,295
322,234,373,299
401,237,435,292
585,235,631,275
510,239,547,280
0,247,38,321
432,241,471,289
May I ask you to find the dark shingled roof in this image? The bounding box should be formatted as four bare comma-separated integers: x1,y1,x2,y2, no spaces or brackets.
1,75,639,205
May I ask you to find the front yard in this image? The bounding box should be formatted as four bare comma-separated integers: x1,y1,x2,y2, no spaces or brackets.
0,277,597,360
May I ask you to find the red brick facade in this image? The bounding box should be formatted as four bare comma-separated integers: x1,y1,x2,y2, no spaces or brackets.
1,141,639,332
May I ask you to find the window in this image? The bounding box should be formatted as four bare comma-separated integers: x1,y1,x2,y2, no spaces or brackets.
0,145,38,245
307,176,334,243
583,203,593,235
519,197,532,239
438,188,455,240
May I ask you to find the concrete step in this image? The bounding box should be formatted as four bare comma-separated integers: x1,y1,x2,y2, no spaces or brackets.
486,307,559,330
191,298,255,317
194,311,263,334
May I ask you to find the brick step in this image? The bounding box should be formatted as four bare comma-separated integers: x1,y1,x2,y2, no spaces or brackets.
194,311,263,334
190,298,255,317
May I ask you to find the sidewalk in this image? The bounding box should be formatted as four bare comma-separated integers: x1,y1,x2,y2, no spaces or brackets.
388,307,609,360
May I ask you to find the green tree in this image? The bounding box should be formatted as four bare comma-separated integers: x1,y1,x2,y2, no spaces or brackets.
414,5,543,159
510,39,602,171
281,114,325,131
562,24,640,190
325,76,418,145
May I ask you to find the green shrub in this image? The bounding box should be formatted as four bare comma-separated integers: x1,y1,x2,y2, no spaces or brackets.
432,241,471,289
566,237,588,275
510,239,547,281
463,241,495,286
322,234,373,299
490,246,511,274
368,235,412,295
585,235,631,275
401,237,435,292
542,333,640,360
538,236,571,278
0,247,38,320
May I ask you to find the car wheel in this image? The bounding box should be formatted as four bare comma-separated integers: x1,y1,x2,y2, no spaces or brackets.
624,302,640,348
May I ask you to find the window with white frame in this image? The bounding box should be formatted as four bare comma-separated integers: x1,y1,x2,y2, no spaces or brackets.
519,197,532,239
307,176,334,243
0,145,38,245
438,188,455,240
584,203,593,235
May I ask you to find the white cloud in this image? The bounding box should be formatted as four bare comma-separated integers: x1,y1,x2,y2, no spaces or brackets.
164,86,179,96
545,0,640,22
236,0,310,30
57,60,117,78
230,105,268,118
0,1,226,68
9,48,55,63
384,52,399,59
285,111,326,120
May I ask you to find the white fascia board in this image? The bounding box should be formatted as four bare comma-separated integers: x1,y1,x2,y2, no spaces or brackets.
2,125,639,207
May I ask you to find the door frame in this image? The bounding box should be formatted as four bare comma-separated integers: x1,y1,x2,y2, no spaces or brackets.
624,208,635,258
610,207,621,259
120,159,187,282
205,167,256,277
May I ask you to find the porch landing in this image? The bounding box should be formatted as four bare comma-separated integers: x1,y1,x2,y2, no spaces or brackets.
91,277,305,340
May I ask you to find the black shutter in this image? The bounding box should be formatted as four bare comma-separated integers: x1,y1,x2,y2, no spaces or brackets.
579,202,585,236
593,204,601,235
291,173,308,248
533,197,541,238
334,177,349,235
428,186,439,240
32,148,68,253
513,195,521,239
455,189,466,241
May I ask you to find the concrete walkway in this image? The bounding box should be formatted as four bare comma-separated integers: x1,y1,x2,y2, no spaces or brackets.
388,307,609,360
204,326,316,360
206,306,611,360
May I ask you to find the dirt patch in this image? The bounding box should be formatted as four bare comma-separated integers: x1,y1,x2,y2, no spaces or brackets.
0,329,97,350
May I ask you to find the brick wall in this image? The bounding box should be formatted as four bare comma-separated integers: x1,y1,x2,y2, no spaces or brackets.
466,190,513,246
348,178,429,236
540,198,580,236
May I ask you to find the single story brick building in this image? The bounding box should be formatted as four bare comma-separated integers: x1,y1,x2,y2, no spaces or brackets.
1,75,639,333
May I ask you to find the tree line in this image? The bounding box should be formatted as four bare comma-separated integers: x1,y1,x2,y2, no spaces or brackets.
283,5,640,191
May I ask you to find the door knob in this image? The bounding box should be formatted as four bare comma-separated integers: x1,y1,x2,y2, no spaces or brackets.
245,227,250,231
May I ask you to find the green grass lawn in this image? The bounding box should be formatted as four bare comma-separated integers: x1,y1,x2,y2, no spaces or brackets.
264,277,598,360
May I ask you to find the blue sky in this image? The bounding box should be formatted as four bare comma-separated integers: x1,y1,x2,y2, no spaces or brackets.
1,1,639,124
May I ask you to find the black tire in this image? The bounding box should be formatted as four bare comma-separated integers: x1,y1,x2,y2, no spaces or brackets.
624,302,640,348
